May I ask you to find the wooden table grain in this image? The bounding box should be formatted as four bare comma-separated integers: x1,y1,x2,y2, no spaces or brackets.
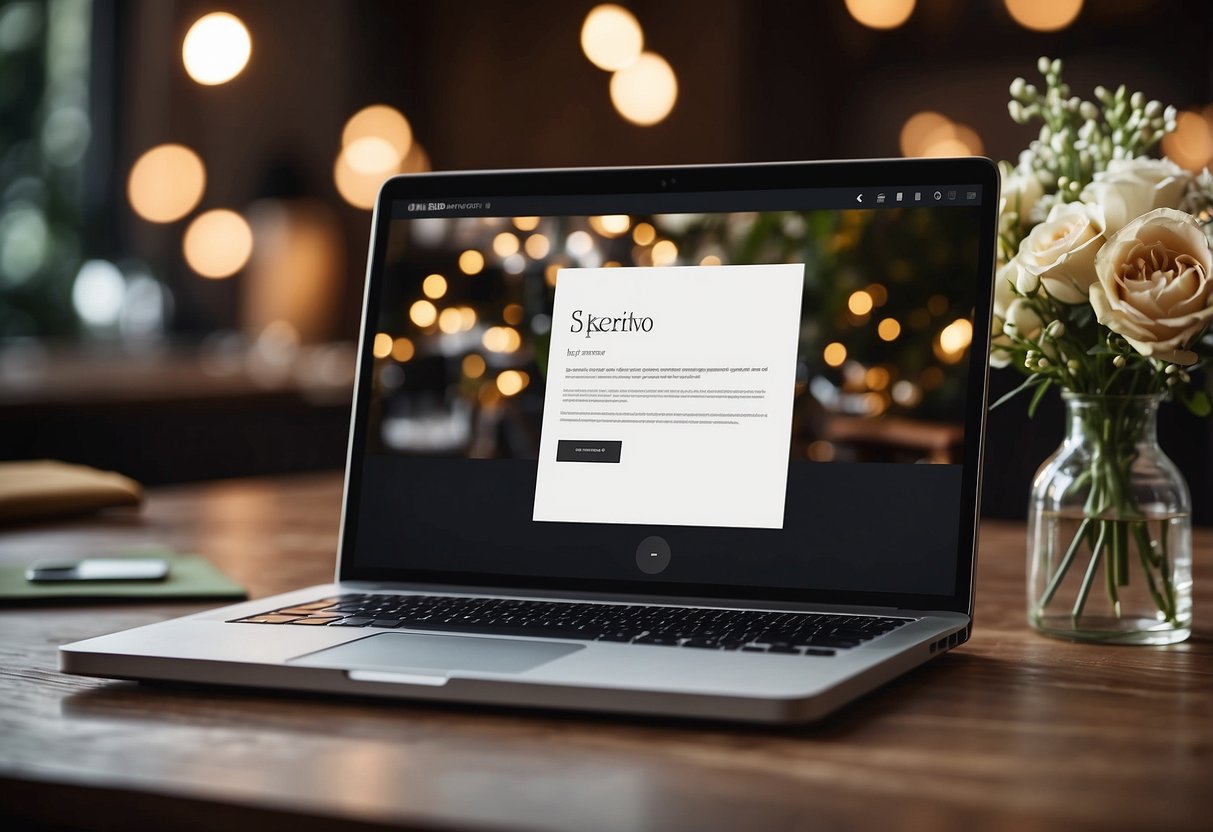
1,473,1210,831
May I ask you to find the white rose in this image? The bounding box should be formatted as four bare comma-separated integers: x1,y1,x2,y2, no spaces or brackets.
1017,201,1106,304
1003,298,1044,341
999,170,1045,228
990,259,1021,368
1081,158,1190,236
1090,207,1213,365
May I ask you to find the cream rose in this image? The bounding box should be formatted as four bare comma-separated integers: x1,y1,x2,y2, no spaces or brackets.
1089,208,1213,365
999,170,1045,228
990,259,1021,368
1016,201,1106,304
1081,158,1190,236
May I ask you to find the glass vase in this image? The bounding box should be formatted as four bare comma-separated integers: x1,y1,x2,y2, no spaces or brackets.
1027,393,1192,644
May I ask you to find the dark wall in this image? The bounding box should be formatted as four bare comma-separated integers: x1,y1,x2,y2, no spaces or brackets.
83,0,1213,517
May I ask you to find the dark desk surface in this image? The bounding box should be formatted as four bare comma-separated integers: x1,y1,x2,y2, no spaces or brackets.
1,473,1210,831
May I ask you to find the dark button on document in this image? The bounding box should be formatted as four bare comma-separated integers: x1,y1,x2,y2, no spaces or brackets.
556,440,622,463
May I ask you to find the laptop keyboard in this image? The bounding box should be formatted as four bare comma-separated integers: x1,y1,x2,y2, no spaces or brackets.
233,594,912,655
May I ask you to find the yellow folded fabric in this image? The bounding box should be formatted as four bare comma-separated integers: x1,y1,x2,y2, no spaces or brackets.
0,460,143,523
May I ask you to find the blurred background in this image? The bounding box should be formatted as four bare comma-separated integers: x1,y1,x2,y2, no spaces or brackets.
1,0,1212,520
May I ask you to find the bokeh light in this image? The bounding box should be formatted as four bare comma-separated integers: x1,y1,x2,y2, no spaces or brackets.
342,104,413,162
589,215,631,237
845,0,916,30
847,290,874,316
610,52,678,126
372,332,393,358
459,250,485,275
422,273,447,299
182,12,252,85
334,104,413,210
580,4,644,71
823,342,847,367
409,299,438,327
333,149,385,210
878,318,902,341
72,260,125,328
632,222,656,245
1162,109,1213,171
1005,0,1083,32
183,209,254,279
651,239,678,266
936,318,974,363
900,111,983,157
438,307,463,334
524,234,551,259
127,144,206,223
391,337,415,361
496,369,528,396
463,354,486,378
493,232,520,257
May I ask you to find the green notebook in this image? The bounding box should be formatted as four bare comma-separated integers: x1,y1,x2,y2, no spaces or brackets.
0,553,246,604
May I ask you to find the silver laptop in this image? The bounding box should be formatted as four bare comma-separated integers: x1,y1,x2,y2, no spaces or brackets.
62,158,998,723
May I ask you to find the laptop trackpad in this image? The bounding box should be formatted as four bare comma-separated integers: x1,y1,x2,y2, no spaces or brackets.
289,632,584,676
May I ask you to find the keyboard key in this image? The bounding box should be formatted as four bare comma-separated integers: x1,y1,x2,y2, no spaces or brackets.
235,615,303,624
805,648,836,657
370,619,403,628
330,617,374,627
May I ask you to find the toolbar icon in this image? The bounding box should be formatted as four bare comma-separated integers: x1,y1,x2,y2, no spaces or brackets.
914,192,921,201
933,190,942,200
876,193,886,204
896,192,903,202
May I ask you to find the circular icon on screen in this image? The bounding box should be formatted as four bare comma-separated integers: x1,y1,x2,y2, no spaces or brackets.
635,536,671,575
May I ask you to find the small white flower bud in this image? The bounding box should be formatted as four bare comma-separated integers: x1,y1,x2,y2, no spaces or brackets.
1130,91,1145,110
1165,363,1179,375
1067,359,1081,373
1051,58,1063,76
1080,102,1098,121
1016,268,1040,295
1037,357,1050,369
1046,321,1065,339
1010,77,1026,98
1145,100,1162,118
1037,56,1051,75
1113,355,1127,369
1180,371,1192,383
1164,105,1178,123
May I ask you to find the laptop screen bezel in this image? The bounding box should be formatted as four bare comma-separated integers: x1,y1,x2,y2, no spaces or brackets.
336,158,998,616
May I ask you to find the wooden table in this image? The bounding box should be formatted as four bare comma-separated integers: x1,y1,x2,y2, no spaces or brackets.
1,474,1210,831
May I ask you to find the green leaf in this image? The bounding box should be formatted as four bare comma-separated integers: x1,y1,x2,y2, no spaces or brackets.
1180,389,1212,417
1086,343,1116,356
989,373,1043,411
1027,377,1054,418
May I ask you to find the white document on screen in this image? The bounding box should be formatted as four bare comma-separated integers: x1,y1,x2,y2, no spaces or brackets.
532,263,805,529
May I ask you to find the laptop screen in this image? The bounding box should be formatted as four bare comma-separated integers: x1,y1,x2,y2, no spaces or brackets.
341,160,997,612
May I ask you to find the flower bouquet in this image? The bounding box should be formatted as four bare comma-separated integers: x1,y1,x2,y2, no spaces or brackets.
992,58,1213,644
